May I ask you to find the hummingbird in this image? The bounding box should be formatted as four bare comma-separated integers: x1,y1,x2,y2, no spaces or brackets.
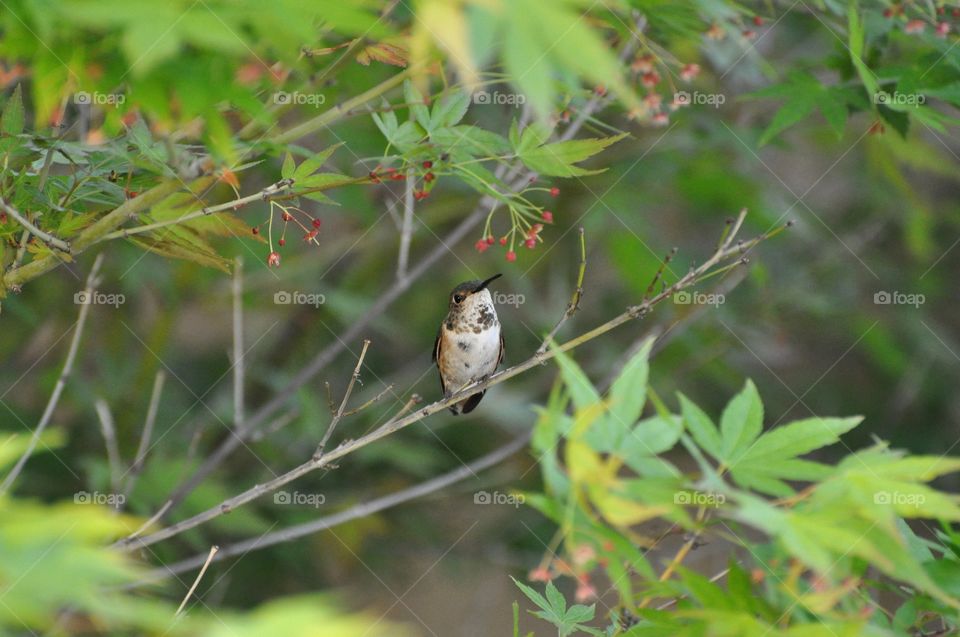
433,273,505,415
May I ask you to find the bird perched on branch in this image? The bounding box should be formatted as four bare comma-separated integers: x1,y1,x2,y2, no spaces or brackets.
433,274,504,414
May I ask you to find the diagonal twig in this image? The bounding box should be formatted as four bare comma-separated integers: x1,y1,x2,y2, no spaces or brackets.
122,370,167,502
174,545,219,616
232,256,245,430
131,432,531,583
537,227,587,355
1,254,104,493
315,339,372,456
0,198,72,254
94,398,123,496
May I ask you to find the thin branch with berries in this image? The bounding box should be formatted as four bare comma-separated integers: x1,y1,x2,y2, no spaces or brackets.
114,209,787,552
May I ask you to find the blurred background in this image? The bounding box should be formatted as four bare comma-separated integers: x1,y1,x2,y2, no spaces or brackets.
2,1,959,634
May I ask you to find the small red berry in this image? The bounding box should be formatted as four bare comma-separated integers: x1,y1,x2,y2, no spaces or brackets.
486,235,495,245
422,160,433,169
506,250,517,262
753,15,763,26
279,238,286,246
424,172,435,182
905,19,925,34
281,211,292,222
549,187,560,197
369,171,381,183
499,237,507,246
304,230,318,241
641,71,660,88
390,173,405,180
531,223,543,234
883,8,893,18
312,218,321,228
542,210,554,222
267,251,281,267
414,190,428,201
525,238,536,249
252,226,259,235
475,239,488,253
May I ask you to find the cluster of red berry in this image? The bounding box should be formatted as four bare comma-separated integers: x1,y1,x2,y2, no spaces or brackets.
886,5,957,37
253,207,322,268
475,188,559,261
369,159,440,201
527,542,608,603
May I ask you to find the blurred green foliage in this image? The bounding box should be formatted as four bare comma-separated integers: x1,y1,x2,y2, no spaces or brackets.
1,0,959,634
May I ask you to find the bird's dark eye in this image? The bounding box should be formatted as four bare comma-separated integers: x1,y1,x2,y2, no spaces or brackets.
453,294,464,304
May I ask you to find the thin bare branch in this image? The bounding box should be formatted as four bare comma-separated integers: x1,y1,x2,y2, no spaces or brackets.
115,214,781,552
1,254,104,493
133,432,531,582
126,500,173,542
249,410,300,443
123,370,166,501
343,384,394,417
98,179,294,243
232,256,245,430
174,545,219,616
537,227,587,355
397,166,415,281
315,339,371,456
94,399,123,495
0,198,72,253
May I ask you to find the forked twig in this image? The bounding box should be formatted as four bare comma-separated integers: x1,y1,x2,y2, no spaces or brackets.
315,340,371,457
537,228,587,355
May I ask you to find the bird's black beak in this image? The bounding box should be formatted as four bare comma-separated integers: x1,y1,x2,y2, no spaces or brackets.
474,273,502,293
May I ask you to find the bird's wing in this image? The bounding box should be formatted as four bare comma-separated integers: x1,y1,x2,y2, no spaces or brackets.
433,327,446,396
497,328,505,368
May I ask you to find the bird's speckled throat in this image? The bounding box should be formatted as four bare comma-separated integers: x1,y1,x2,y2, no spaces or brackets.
444,288,499,334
